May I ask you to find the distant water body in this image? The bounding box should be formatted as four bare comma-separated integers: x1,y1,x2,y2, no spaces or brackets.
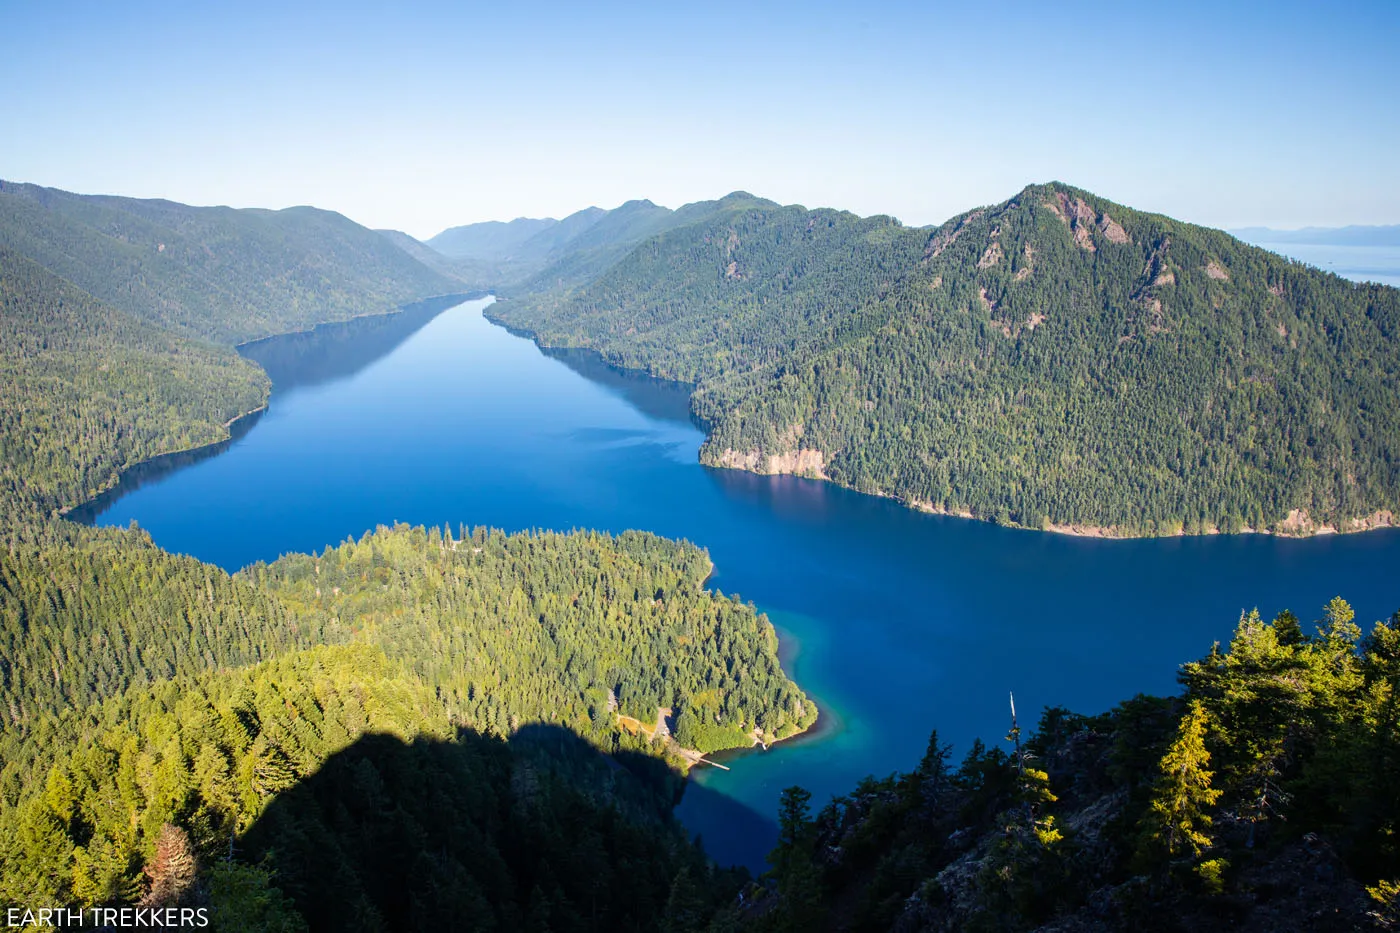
1236,239,1400,288
82,296,1400,872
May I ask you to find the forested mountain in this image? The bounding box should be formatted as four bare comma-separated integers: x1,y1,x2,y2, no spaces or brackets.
0,180,457,343
492,182,1400,537
374,228,473,279
511,205,609,258
743,599,1400,932
0,248,268,525
513,193,777,297
423,196,771,297
5,172,1399,930
426,215,559,259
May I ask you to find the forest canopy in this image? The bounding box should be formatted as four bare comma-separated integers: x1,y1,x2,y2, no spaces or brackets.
493,182,1400,537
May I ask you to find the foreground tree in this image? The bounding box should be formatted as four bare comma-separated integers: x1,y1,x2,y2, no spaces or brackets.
1138,700,1221,863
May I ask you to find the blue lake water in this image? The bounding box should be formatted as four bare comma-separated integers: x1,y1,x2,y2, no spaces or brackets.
81,295,1400,872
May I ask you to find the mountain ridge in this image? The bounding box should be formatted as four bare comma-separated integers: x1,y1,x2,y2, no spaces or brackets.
491,180,1400,538
0,179,460,344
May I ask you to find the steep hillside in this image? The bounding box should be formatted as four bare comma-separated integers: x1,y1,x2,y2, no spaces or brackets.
375,227,469,277
0,180,458,344
0,248,269,524
0,524,805,928
0,642,745,930
493,183,1400,537
743,600,1400,933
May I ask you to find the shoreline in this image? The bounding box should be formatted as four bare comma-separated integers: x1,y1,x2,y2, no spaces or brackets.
58,403,270,522
675,704,823,773
234,290,487,353
686,693,837,774
481,314,1400,543
60,293,483,525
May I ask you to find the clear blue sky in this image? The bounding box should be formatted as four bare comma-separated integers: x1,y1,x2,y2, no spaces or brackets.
2,0,1396,238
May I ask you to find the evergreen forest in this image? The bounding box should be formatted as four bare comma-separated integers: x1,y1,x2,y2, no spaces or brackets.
0,176,1397,930
492,183,1400,537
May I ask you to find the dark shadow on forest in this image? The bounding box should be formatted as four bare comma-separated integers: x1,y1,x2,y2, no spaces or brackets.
239,292,484,395
237,722,765,932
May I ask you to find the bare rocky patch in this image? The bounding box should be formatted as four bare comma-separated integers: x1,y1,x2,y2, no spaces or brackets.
1016,242,1037,282
718,446,826,479
1049,192,1100,252
1205,260,1230,280
717,422,827,479
1098,212,1130,244
977,241,1004,269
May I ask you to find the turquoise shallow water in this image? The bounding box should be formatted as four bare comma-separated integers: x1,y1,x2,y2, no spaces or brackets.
82,296,1400,872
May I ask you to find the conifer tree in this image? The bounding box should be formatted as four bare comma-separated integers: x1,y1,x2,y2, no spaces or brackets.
769,786,821,932
661,867,710,933
1140,700,1222,861
140,823,198,908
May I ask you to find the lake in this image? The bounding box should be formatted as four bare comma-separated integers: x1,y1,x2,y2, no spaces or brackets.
79,295,1400,872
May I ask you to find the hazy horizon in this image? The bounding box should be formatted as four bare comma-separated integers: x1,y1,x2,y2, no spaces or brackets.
4,1,1397,239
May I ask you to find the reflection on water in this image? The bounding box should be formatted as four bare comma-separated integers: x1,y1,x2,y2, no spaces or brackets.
66,409,267,525
240,293,482,394
541,345,699,426
71,294,478,527
82,297,1400,873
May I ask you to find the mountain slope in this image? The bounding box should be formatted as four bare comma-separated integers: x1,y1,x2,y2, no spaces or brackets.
0,248,269,524
375,227,470,278
493,183,1400,537
507,193,779,299
426,215,558,259
509,205,608,259
0,180,458,344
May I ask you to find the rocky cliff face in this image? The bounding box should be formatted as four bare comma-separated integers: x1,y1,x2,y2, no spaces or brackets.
715,446,827,479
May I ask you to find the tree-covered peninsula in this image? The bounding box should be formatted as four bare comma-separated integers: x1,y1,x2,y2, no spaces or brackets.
492,183,1400,538
0,248,270,527
0,187,812,930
